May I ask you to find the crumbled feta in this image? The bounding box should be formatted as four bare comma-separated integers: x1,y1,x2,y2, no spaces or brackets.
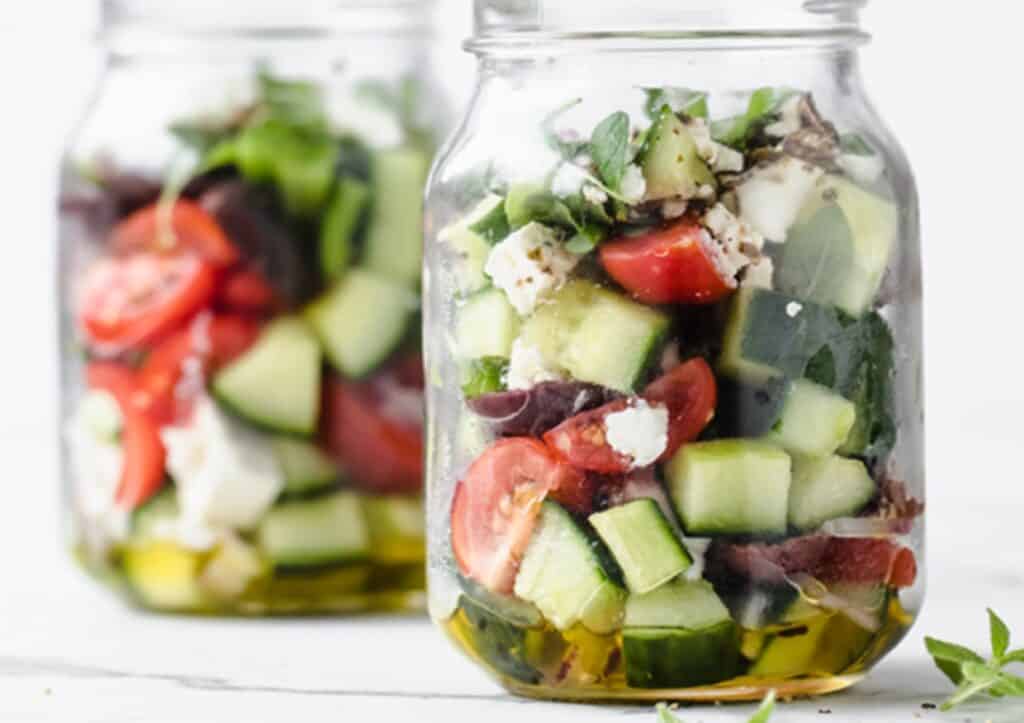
604,400,669,469
839,152,886,186
704,202,764,253
786,301,804,318
161,397,284,532
582,184,609,206
742,256,775,290
661,198,689,219
765,94,804,138
713,144,746,173
550,162,590,199
686,118,745,173
505,338,563,390
484,222,580,316
735,157,824,242
66,406,130,545
619,163,647,204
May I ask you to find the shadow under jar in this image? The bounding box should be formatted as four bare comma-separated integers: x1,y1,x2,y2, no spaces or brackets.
424,0,924,702
59,0,448,615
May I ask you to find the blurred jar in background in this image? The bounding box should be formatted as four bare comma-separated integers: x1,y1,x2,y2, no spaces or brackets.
59,0,448,615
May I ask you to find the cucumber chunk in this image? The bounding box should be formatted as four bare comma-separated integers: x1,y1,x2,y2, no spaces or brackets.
442,194,506,296
667,440,792,537
766,379,857,457
456,595,543,684
362,495,425,564
257,491,370,568
362,147,431,286
513,502,626,634
319,177,370,282
789,455,876,531
521,280,669,393
305,269,417,379
623,622,742,688
590,499,692,594
212,317,322,436
625,579,732,630
455,289,520,360
271,438,339,496
641,107,715,202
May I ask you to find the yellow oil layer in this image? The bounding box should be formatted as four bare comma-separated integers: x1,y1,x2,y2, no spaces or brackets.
442,594,913,702
75,539,426,616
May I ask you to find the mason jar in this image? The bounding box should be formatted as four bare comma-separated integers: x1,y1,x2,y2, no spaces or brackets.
59,0,447,615
424,0,924,701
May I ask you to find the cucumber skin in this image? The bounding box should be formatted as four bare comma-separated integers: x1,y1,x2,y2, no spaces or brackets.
623,622,744,688
211,389,316,439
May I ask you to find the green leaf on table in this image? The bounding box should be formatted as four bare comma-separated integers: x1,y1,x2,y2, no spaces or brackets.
655,703,683,723
990,608,1012,659
642,87,709,120
747,690,777,723
993,673,1024,697
1004,649,1024,664
925,636,986,666
712,86,799,149
590,111,632,191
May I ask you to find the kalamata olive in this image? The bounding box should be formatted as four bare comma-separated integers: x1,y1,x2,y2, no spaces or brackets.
467,381,622,438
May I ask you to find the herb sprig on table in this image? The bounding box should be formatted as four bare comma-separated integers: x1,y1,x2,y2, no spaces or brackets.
926,609,1024,710
656,691,776,722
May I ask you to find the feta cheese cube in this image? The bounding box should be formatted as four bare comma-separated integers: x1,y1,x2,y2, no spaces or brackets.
550,162,590,199
703,202,764,253
735,157,824,242
161,397,284,531
686,118,745,174
484,222,579,316
620,163,648,204
604,400,670,469
506,338,563,390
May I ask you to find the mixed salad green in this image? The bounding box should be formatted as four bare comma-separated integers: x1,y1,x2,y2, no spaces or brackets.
439,87,921,694
63,73,432,613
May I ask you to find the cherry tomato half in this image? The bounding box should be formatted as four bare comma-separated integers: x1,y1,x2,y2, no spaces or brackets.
599,218,735,305
78,253,218,353
110,200,239,268
217,268,280,314
85,362,166,509
451,438,586,594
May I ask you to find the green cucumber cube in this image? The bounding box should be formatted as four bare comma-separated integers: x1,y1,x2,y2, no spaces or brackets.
789,455,876,531
766,379,857,457
455,289,521,360
623,622,742,688
624,579,732,630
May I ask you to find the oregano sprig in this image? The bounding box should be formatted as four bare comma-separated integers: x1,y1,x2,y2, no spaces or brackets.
655,690,776,722
926,609,1024,710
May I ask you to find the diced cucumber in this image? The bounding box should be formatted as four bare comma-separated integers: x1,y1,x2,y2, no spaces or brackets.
779,175,898,317
198,535,266,601
271,438,339,497
362,147,431,286
521,280,669,393
766,379,857,457
589,500,692,594
623,622,742,688
513,502,626,634
257,491,370,568
641,107,715,201
442,194,506,296
212,317,322,436
624,579,732,630
122,541,205,611
667,440,792,537
789,455,876,531
461,357,508,399
362,495,425,564
319,177,370,282
455,289,520,360
456,595,543,684
305,269,417,379
131,487,179,540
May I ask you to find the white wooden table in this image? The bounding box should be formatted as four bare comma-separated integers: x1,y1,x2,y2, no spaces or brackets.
1,426,1022,723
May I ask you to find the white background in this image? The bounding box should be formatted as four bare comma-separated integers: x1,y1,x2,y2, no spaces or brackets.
0,2,1023,722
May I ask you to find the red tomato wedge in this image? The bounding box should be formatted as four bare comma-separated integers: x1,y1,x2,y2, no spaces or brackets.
644,357,718,460
321,376,423,494
218,268,280,313
85,362,166,509
599,218,735,305
78,253,218,352
451,438,586,594
137,315,261,423
543,358,717,473
110,200,239,268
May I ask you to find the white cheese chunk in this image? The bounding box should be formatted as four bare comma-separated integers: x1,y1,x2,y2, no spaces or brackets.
550,161,590,199
687,117,745,174
66,405,130,545
620,163,648,204
704,202,764,253
506,338,563,390
736,157,824,242
161,397,284,531
604,400,669,469
582,184,609,206
484,222,579,316
839,152,886,187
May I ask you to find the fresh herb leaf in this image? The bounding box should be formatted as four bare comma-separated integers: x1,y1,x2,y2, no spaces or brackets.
542,99,587,159
942,676,1000,712
748,690,777,723
924,637,986,666
642,87,709,120
257,69,328,131
839,133,876,157
712,86,799,149
505,184,579,232
1004,649,1024,665
590,111,632,191
991,609,1012,659
993,673,1024,697
655,703,682,723
564,224,607,255
468,201,511,245
462,357,509,399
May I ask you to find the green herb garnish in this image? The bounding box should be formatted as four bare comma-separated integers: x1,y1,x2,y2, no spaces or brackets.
655,690,776,722
926,609,1024,710
589,111,632,192
712,86,799,150
642,87,709,121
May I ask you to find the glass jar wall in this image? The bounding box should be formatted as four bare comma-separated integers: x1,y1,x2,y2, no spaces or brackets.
424,0,924,701
59,0,447,615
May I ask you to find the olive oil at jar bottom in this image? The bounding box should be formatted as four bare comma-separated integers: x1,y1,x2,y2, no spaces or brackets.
74,541,426,616
442,594,914,701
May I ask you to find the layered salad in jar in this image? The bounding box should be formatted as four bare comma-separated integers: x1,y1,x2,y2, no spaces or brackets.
62,73,432,614
436,88,922,696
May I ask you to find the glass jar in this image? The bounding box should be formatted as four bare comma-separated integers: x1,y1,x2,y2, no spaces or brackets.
59,0,447,615
424,0,923,702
